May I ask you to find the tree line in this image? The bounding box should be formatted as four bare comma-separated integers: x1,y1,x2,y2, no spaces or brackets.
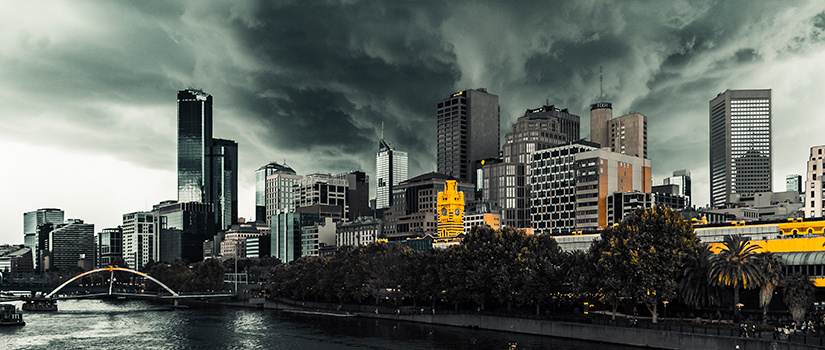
267,206,817,324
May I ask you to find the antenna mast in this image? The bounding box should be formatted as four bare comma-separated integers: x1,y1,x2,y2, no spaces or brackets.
599,66,603,101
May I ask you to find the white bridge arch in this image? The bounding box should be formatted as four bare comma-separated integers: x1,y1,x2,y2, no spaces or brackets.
45,266,179,298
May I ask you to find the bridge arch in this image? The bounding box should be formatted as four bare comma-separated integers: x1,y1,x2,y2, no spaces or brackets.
45,266,179,298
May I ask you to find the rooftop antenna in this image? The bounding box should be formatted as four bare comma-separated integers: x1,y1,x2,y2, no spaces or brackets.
599,66,603,101
381,121,385,141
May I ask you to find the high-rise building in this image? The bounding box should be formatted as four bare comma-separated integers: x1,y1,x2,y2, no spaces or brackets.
256,162,297,222
709,89,772,208
295,174,348,219
483,105,581,229
122,211,158,270
48,220,95,271
263,163,301,227
156,201,214,264
589,103,647,158
663,170,692,207
271,211,319,263
23,208,64,268
209,138,238,231
804,145,825,218
177,89,213,203
334,171,370,221
96,227,123,268
437,88,500,184
574,148,652,231
376,139,408,210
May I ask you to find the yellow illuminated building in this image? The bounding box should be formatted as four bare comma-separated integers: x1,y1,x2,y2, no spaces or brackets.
437,180,464,238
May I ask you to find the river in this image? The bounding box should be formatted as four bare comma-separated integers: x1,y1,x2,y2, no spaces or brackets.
0,299,644,349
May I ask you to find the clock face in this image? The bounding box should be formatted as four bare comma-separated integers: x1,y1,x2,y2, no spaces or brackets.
442,208,447,216
454,209,460,216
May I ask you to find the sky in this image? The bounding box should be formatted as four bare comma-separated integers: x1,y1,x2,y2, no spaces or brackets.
2,1,825,244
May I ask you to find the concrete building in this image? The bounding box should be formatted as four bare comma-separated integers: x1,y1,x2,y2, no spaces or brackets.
376,139,408,210
122,211,158,270
23,208,64,268
706,191,803,222
296,173,348,219
264,166,301,227
96,227,122,268
574,148,652,231
483,105,581,229
463,212,501,234
383,172,475,240
804,145,825,218
606,190,689,226
0,246,33,276
709,89,772,208
336,217,382,247
257,162,297,222
664,170,692,207
530,141,600,235
301,217,336,257
589,102,647,158
246,235,270,258
48,220,95,271
437,88,500,184
220,222,266,259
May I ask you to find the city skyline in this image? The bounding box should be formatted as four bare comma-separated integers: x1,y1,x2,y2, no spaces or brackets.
3,1,825,243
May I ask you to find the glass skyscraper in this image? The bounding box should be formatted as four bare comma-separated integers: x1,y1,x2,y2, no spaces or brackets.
177,89,213,203
709,89,772,208
23,208,64,268
210,138,238,231
376,139,408,210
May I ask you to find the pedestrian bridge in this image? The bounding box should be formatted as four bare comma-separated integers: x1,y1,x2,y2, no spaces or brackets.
38,266,235,301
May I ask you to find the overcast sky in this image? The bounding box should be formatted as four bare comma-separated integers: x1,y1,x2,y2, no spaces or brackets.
2,1,825,244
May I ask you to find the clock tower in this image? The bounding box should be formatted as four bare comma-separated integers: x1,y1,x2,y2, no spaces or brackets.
437,180,465,238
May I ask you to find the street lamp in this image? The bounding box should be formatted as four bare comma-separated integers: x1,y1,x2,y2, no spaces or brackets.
663,300,669,319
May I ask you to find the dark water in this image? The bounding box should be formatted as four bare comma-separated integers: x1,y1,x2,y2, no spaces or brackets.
0,300,642,349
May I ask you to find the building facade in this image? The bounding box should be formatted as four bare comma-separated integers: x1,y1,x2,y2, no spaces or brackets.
805,145,825,218
529,141,600,235
663,169,692,207
271,211,320,263
301,217,336,258
48,221,95,271
295,174,348,219
336,217,381,247
437,180,465,238
590,102,647,158
156,201,214,264
209,138,238,231
463,212,501,234
122,211,158,270
256,162,297,222
574,148,652,231
437,88,500,184
709,89,772,208
606,190,689,225
96,227,123,268
376,139,409,210
383,173,474,240
334,171,370,221
264,168,301,227
23,208,64,268
177,89,213,203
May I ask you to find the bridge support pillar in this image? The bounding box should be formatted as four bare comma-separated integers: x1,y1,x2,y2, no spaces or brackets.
174,299,179,307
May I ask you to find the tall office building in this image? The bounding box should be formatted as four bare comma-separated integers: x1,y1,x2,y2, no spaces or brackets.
334,171,370,221
709,89,772,208
48,220,95,271
663,170,692,207
804,145,825,218
177,89,213,203
257,162,298,222
484,104,581,228
122,211,158,270
96,227,123,268
156,201,214,264
209,138,238,231
437,88,500,184
589,102,647,158
376,139,408,210
23,208,64,268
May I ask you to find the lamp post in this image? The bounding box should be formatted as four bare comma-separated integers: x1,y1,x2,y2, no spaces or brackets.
234,241,239,295
663,300,669,319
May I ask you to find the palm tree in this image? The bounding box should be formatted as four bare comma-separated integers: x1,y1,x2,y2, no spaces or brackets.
708,235,764,322
755,251,784,322
679,244,727,310
783,273,815,325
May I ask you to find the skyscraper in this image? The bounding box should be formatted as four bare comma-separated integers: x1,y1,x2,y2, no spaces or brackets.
437,88,500,184
177,89,213,203
47,220,95,271
589,103,647,158
23,208,64,268
376,139,408,210
663,170,692,207
709,89,772,208
177,89,237,231
209,138,238,231
257,162,298,222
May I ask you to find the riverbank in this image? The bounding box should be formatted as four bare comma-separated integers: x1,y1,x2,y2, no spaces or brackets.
179,297,823,350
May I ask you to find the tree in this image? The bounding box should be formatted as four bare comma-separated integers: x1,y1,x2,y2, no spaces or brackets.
521,234,564,315
783,273,815,325
755,251,784,322
678,244,727,310
589,226,633,320
708,235,764,323
612,206,699,323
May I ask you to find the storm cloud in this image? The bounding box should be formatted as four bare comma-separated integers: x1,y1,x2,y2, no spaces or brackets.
2,0,825,242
